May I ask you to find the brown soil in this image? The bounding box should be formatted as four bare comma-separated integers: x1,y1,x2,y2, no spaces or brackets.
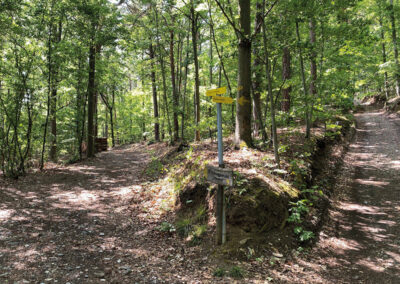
270,110,400,283
0,143,217,283
1,109,399,283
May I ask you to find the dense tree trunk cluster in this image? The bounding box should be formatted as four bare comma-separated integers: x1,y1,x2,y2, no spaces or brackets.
0,0,399,176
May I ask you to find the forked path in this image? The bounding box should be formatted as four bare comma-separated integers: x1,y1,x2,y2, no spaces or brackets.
0,144,214,283
1,111,400,283
276,110,400,283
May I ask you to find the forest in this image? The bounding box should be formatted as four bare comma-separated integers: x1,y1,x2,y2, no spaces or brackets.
1,0,400,283
2,0,394,176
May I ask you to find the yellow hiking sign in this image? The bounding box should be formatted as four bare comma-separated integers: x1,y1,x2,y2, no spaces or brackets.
212,96,234,104
206,87,226,97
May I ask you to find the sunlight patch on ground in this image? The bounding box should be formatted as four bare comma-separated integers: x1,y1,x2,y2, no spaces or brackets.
354,179,389,187
385,251,400,263
324,237,361,253
50,190,98,204
356,258,385,272
0,209,14,221
113,186,133,197
339,202,384,215
389,160,400,169
377,219,396,226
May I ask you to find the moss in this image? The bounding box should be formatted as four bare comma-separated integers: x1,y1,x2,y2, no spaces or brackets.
277,181,299,198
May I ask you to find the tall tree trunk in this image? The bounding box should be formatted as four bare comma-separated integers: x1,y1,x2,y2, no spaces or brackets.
40,21,53,170
380,16,389,100
191,3,201,141
252,1,267,142
154,7,172,141
208,3,213,140
389,0,400,96
105,108,108,139
141,63,146,135
49,87,57,161
235,0,253,148
181,34,190,140
281,46,291,112
308,17,317,138
150,43,160,141
110,104,115,148
262,0,279,166
296,20,310,139
49,19,62,162
87,39,96,158
160,53,172,141
170,29,179,141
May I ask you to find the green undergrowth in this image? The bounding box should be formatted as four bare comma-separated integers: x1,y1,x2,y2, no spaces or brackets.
149,114,353,252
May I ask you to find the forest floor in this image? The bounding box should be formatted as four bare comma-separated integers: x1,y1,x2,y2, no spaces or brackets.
0,109,399,283
272,109,400,283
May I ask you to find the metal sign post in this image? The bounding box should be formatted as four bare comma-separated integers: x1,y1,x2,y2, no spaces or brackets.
205,87,233,245
216,101,225,245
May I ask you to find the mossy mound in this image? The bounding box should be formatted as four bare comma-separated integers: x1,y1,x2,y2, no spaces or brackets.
227,176,298,233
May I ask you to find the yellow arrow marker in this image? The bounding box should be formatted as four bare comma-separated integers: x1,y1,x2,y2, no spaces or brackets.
238,96,250,106
206,86,227,97
212,96,234,104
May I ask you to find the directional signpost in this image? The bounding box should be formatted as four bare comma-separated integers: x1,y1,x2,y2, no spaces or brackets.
212,96,234,104
206,86,226,97
205,87,233,245
205,165,233,186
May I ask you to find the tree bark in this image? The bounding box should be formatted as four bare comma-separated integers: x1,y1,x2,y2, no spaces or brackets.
75,54,86,160
252,1,267,142
191,3,201,141
380,16,389,100
308,17,317,138
160,53,172,141
40,20,53,170
49,20,62,162
110,90,115,147
149,43,160,141
87,39,96,158
182,34,190,140
170,29,179,142
262,0,279,166
235,0,253,148
154,7,172,141
49,87,57,161
281,46,291,112
296,20,310,139
389,0,400,96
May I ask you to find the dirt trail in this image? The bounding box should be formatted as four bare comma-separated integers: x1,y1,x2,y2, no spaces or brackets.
0,144,214,283
273,110,400,283
1,110,400,283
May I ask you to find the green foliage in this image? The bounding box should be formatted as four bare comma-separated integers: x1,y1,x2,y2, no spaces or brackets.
289,159,309,188
213,267,225,277
157,222,176,233
229,266,245,279
278,144,289,155
145,157,164,177
0,0,391,185
288,199,311,224
174,204,208,245
288,185,324,242
294,226,315,242
175,218,192,237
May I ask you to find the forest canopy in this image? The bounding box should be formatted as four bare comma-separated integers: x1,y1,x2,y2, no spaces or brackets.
0,0,398,177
